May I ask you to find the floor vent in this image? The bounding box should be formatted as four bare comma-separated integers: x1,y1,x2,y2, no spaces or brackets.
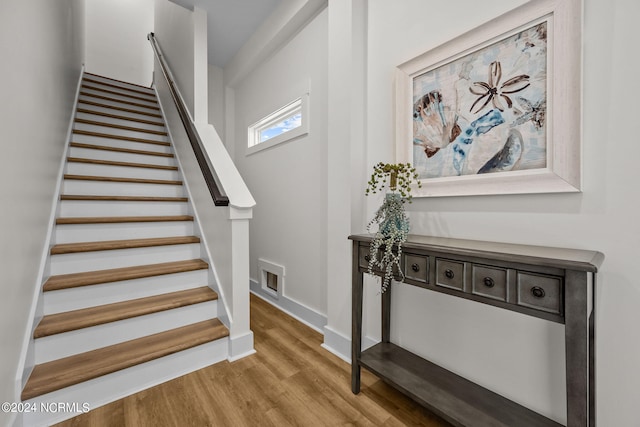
258,259,285,299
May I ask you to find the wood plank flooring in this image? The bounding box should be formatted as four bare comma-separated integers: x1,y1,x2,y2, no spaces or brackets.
43,259,209,291
69,142,174,157
34,287,217,338
60,195,188,202
24,319,228,401
72,129,170,146
66,157,179,171
50,236,199,255
56,215,193,224
55,294,451,427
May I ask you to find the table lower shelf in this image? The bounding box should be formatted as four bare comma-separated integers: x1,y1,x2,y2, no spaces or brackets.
358,342,562,427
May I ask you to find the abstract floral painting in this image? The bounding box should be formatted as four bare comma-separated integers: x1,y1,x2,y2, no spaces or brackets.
412,23,547,179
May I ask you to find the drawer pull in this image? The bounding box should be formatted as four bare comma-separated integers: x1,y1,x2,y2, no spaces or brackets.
445,269,455,279
364,255,371,262
483,277,495,288
531,286,546,298
411,263,420,272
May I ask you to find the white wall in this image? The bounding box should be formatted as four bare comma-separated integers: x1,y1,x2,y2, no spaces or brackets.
324,0,368,357
208,64,225,138
0,0,84,423
232,9,329,318
154,0,195,117
210,0,637,423
358,0,640,425
84,0,154,87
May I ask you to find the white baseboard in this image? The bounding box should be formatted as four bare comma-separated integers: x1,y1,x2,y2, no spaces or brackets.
321,325,351,363
250,280,326,333
320,325,379,364
228,331,255,362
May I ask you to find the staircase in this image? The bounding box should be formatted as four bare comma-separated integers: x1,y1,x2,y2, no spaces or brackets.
21,73,229,424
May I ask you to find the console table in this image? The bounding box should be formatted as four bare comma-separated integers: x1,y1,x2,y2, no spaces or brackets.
349,234,603,427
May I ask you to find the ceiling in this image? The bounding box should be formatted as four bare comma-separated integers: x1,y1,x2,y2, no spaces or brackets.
169,0,282,68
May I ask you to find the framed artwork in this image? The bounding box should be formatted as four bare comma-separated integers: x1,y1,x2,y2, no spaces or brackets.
395,0,582,197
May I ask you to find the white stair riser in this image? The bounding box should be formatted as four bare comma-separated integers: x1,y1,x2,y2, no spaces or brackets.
35,300,218,363
74,122,168,143
23,338,228,427
59,199,189,217
71,133,171,154
63,180,184,197
81,88,158,109
76,111,165,133
79,95,159,116
43,269,209,314
50,243,201,275
77,102,162,122
68,146,176,167
55,221,194,244
83,75,155,94
66,162,181,181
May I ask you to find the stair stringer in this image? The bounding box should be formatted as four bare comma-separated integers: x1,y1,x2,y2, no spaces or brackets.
14,67,85,418
152,56,256,358
152,86,231,332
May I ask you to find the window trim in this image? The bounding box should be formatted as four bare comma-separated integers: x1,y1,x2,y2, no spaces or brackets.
247,93,309,155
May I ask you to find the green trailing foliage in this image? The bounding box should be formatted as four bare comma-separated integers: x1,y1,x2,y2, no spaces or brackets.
365,163,422,293
365,162,421,202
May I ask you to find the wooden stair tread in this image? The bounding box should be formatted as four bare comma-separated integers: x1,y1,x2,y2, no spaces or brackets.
81,84,158,104
64,174,182,185
84,72,154,91
67,157,178,171
76,108,164,127
82,77,156,97
57,215,193,224
34,287,218,338
60,195,188,202
50,236,200,255
43,259,208,291
70,142,174,158
75,118,167,136
73,129,170,146
22,319,228,400
78,100,162,118
80,92,160,111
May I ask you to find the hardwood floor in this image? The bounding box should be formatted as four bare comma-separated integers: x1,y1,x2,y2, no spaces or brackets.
56,294,451,427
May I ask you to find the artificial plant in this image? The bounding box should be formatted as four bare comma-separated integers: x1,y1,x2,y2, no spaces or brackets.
365,162,422,293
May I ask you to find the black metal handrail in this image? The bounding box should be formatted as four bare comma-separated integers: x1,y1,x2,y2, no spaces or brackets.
147,32,229,206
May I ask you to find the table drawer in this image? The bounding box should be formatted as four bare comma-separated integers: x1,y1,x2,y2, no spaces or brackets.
472,265,507,302
516,272,563,314
435,259,465,291
404,254,429,283
358,245,388,274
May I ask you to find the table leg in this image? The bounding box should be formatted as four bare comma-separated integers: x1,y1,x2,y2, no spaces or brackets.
352,243,363,394
565,270,592,426
382,284,391,343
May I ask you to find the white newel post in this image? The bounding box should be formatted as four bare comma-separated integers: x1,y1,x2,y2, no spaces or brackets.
228,206,255,361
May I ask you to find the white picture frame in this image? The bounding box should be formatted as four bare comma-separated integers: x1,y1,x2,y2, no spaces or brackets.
395,0,582,197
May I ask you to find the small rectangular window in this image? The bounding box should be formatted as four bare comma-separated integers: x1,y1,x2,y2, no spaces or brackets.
247,94,309,155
